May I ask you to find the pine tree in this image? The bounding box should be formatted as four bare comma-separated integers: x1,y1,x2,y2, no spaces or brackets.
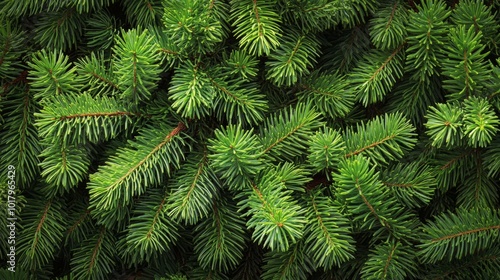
1,0,500,279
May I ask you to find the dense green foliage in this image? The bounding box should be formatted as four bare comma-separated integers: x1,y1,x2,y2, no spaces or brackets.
1,0,500,279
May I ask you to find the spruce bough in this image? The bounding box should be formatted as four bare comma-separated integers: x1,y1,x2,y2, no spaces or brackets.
1,0,500,279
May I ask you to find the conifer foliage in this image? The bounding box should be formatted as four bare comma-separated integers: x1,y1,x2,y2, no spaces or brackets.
1,0,500,279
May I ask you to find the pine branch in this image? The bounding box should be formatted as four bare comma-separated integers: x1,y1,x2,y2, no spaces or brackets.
0,20,25,80
334,155,419,240
208,124,264,190
33,7,86,50
169,60,215,119
75,51,119,96
148,24,183,68
307,127,346,176
238,172,307,252
462,97,499,147
278,0,344,32
361,241,418,280
34,93,138,146
64,198,94,246
0,0,67,17
297,71,355,118
381,162,437,208
84,10,117,50
207,0,231,36
210,73,268,125
304,189,355,269
344,113,417,165
488,58,500,106
386,75,444,125
27,49,79,100
208,56,268,125
334,156,391,232
349,45,405,106
167,150,221,225
193,198,246,272
484,136,500,177
92,202,132,232
261,240,313,280
0,84,41,187
220,50,258,81
119,188,181,265
422,247,500,280
369,1,408,51
18,197,67,271
71,227,116,280
231,0,282,56
434,148,475,192
2,0,500,278
442,26,490,101
425,101,464,148
88,122,187,217
457,149,498,209
406,0,451,82
39,142,91,196
122,0,162,27
265,27,320,86
450,0,498,55
272,162,311,192
418,207,500,263
113,29,161,104
259,103,324,162
163,0,226,55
